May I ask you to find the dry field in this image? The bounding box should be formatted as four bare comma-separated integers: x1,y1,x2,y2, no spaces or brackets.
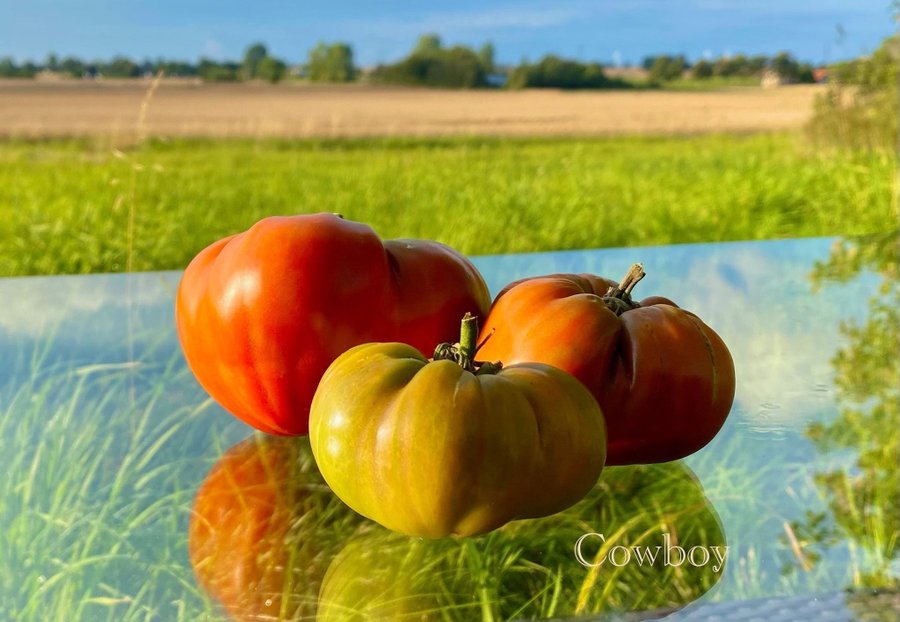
0,79,824,139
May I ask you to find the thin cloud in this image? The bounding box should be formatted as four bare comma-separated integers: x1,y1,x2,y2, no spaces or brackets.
202,39,224,59
426,7,582,30
692,0,887,17
341,4,586,40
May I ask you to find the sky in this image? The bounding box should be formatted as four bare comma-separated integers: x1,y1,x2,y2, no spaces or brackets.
0,1,895,67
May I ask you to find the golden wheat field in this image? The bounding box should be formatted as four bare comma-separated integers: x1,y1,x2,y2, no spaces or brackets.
0,79,824,139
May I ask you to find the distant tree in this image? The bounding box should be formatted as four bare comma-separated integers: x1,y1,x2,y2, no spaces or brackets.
711,54,767,77
103,56,141,78
721,53,748,76
649,55,686,82
198,58,240,82
156,59,198,77
257,55,287,83
769,52,795,77
0,57,17,78
712,57,730,77
242,42,268,79
692,59,714,79
45,52,58,72
306,42,356,82
59,56,86,78
747,55,769,74
20,61,38,77
478,42,495,74
372,36,487,88
507,55,611,89
764,52,815,83
413,34,442,56
0,57,37,78
425,45,485,87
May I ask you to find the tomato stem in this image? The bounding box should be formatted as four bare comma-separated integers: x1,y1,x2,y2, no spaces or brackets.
433,313,502,375
602,263,645,316
458,312,478,367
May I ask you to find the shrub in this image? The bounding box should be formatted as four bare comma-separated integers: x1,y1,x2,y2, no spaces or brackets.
257,56,287,83
507,55,611,89
373,43,487,88
648,55,686,82
306,42,356,82
807,35,899,150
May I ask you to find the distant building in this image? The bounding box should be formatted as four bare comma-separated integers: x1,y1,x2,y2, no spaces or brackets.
486,72,506,87
604,66,650,81
812,67,829,83
35,70,64,81
760,68,796,88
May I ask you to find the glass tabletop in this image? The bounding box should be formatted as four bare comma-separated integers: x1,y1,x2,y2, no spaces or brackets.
1,235,897,622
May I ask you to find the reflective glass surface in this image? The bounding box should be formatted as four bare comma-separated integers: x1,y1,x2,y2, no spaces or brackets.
1,235,897,621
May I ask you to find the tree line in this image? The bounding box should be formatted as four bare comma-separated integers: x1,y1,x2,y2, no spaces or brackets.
0,41,354,83
0,36,822,88
644,52,816,83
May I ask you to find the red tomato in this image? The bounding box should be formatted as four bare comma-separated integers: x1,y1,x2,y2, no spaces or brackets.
478,264,735,465
176,214,490,435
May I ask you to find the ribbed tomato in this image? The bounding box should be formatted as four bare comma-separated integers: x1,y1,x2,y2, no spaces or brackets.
478,264,735,465
176,213,490,435
309,314,607,538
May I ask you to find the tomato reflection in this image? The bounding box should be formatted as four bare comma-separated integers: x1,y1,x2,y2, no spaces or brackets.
318,461,727,621
188,435,361,621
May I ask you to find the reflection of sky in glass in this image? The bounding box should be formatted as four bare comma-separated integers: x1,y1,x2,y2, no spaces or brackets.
476,237,878,434
0,236,891,617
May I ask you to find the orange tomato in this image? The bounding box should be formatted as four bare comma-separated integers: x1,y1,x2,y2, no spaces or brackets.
478,264,735,465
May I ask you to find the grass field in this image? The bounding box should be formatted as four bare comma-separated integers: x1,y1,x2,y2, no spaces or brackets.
0,131,895,277
0,80,823,139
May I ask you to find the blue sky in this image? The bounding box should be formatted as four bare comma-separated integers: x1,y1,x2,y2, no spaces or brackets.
1,1,895,66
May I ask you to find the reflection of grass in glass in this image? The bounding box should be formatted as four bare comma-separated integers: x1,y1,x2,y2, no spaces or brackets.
799,233,899,588
0,335,233,621
0,132,896,277
687,427,858,601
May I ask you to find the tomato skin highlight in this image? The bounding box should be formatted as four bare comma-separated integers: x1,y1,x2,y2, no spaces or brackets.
477,271,736,465
175,213,490,435
309,340,607,538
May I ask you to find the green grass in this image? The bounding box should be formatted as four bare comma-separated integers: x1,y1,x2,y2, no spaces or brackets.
0,132,895,277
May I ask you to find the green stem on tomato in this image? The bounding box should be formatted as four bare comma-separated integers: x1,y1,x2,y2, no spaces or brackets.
432,313,502,376
458,313,478,370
